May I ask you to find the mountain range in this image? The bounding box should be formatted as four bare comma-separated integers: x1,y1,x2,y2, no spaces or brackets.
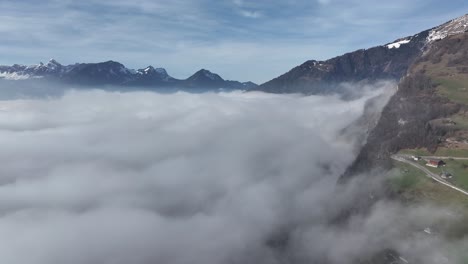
0,60,257,90
2,14,467,96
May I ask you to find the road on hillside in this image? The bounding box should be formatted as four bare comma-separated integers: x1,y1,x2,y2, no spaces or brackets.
417,155,468,161
391,154,468,196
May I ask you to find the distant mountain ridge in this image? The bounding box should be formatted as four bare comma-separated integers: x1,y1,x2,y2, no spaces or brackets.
0,60,257,90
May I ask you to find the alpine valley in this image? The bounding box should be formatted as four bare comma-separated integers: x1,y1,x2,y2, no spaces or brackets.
3,11,468,264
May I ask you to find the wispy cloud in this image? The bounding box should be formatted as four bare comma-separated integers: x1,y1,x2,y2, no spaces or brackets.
232,0,263,18
239,10,262,18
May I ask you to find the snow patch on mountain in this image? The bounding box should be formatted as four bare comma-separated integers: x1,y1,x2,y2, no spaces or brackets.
427,14,468,42
386,39,411,49
0,72,38,80
143,66,155,73
136,66,171,81
46,59,62,70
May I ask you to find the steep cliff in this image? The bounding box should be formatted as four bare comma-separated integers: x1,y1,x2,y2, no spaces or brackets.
343,32,468,178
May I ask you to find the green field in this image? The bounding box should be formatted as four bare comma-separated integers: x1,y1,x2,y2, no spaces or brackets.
395,150,468,190
389,162,468,249
389,162,468,209
436,77,468,104
429,159,468,190
450,114,468,130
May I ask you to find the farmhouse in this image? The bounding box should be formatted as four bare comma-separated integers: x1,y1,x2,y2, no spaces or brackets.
425,159,445,168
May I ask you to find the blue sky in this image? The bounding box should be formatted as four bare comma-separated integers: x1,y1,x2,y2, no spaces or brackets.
0,0,467,83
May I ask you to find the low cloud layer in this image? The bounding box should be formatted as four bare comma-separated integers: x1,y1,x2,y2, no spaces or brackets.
0,87,465,263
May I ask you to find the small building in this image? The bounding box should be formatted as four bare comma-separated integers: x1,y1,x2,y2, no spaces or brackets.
426,159,445,168
411,155,421,161
440,171,453,179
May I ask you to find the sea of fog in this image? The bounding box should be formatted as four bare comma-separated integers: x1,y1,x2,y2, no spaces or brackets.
0,85,465,264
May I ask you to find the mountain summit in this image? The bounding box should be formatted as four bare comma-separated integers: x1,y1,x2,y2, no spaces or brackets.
185,69,225,88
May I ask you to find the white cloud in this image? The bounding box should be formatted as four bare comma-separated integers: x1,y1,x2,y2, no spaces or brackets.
239,10,262,18
0,85,465,263
232,0,262,18
0,88,360,263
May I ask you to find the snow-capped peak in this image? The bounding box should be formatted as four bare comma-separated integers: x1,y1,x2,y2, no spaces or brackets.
47,58,60,65
135,66,171,81
143,66,155,73
427,14,468,42
46,59,62,69
139,66,168,76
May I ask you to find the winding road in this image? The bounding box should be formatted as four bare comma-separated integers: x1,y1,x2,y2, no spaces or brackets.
412,155,468,161
391,154,468,196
